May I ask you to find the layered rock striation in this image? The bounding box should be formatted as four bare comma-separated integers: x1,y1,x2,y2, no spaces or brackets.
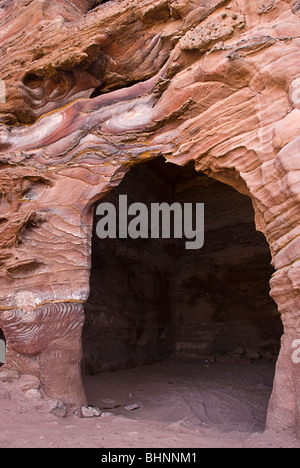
0,0,299,433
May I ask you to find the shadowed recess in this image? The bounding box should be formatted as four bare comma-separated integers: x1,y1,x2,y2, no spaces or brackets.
82,157,283,375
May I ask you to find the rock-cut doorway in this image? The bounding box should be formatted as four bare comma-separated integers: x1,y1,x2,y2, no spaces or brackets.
82,157,283,431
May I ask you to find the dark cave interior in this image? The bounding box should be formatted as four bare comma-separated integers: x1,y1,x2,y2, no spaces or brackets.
82,157,283,375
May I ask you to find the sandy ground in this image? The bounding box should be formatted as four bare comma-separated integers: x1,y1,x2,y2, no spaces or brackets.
0,358,300,448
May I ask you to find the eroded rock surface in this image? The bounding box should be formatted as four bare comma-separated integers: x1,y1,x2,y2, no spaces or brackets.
0,0,299,434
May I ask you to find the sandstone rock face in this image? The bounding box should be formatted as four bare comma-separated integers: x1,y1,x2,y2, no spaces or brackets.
0,0,299,434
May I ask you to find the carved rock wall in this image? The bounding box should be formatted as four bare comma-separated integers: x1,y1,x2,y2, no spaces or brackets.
83,159,175,374
0,0,299,433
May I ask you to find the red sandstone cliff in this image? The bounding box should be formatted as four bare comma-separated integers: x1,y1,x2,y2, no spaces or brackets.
0,0,299,435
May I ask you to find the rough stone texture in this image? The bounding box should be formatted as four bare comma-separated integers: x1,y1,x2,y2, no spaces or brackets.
0,0,299,434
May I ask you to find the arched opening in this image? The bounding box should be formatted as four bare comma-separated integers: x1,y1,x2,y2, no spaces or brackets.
82,157,283,432
0,328,6,368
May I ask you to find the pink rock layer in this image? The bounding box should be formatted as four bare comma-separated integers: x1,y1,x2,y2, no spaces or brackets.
0,0,299,434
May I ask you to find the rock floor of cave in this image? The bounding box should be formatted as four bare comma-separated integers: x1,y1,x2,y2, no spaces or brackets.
3,357,300,448
83,358,276,434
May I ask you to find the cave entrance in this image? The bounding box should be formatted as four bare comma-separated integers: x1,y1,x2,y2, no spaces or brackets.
0,328,6,367
82,157,283,431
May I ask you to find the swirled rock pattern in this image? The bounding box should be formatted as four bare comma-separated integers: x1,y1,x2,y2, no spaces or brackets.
0,0,299,431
